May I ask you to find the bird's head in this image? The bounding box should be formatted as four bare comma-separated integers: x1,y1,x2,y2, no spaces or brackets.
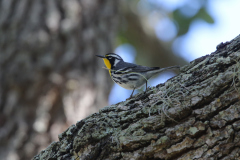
96,53,123,69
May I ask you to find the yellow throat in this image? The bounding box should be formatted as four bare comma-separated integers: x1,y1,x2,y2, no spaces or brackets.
103,58,112,76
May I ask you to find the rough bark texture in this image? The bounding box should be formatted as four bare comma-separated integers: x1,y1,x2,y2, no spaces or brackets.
0,0,118,160
33,35,240,160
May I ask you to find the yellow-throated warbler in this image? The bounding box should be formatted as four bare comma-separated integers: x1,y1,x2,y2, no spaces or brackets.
96,53,179,98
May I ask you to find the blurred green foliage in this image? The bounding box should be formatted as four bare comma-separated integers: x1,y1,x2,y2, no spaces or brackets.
116,0,215,66
173,7,214,36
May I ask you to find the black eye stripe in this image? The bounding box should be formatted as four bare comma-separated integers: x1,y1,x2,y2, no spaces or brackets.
109,57,120,59
106,54,123,61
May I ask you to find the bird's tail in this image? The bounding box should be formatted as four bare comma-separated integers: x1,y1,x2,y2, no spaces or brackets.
155,65,180,73
145,65,180,80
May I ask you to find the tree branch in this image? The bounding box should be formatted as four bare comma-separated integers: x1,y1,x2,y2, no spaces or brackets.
33,35,240,160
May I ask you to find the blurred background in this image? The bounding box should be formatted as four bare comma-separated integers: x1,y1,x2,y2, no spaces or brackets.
0,0,239,159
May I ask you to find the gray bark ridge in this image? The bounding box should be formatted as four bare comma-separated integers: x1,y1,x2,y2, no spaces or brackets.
33,35,240,160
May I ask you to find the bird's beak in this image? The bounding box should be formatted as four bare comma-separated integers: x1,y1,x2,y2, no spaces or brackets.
96,55,105,58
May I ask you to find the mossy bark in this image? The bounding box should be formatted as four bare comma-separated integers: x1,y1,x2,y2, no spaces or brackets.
33,35,240,160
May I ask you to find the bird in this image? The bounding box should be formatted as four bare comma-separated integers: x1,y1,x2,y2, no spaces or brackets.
96,53,179,98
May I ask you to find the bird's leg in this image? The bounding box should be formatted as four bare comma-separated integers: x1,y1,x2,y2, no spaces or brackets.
130,88,135,98
145,81,148,93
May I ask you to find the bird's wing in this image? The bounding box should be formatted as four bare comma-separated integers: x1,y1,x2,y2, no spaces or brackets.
114,62,160,74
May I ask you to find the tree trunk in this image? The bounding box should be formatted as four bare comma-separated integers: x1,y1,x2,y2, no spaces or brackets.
0,0,118,160
33,35,240,160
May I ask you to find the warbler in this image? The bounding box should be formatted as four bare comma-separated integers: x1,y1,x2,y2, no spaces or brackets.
96,53,179,98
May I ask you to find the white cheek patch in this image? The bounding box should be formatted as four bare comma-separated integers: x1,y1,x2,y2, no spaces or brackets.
114,59,120,66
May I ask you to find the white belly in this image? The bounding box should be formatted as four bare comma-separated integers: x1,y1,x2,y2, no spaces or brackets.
113,77,146,90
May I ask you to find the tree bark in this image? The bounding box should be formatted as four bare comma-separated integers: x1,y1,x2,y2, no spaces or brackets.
0,0,118,159
33,35,240,160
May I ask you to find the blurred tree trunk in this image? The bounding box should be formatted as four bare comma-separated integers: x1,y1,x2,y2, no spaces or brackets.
0,0,118,159
33,35,240,160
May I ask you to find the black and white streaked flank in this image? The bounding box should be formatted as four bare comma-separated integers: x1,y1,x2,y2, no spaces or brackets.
96,53,179,98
